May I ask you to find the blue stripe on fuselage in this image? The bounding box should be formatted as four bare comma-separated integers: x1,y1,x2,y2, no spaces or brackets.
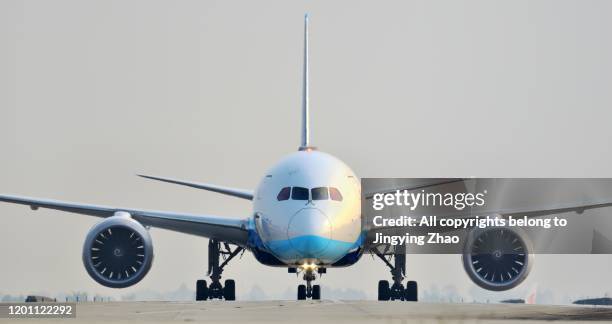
267,235,355,260
246,221,366,265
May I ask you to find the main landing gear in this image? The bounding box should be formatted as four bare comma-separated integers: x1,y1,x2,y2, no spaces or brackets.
373,246,418,301
291,266,324,300
196,239,244,301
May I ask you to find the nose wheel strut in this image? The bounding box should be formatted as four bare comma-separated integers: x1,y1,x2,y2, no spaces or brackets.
295,268,322,300
196,239,244,301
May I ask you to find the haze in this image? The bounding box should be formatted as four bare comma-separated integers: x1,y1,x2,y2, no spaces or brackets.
1,0,612,302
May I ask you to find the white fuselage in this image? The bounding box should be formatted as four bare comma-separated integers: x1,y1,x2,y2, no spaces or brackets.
253,150,362,266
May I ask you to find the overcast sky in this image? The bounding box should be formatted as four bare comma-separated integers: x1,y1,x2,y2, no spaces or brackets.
1,0,612,302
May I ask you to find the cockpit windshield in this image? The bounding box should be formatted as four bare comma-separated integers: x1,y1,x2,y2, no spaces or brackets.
277,187,291,201
311,187,329,200
291,187,309,200
329,187,343,201
276,186,343,202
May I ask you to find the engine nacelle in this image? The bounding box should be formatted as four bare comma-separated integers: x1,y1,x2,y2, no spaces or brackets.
462,226,533,291
82,213,153,288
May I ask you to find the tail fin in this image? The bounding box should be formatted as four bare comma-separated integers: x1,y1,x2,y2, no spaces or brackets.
299,14,313,151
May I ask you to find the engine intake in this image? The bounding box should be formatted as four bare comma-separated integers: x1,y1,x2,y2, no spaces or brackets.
82,214,153,288
462,227,533,291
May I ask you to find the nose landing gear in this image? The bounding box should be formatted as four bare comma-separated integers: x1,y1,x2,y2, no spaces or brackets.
293,267,323,300
196,240,243,301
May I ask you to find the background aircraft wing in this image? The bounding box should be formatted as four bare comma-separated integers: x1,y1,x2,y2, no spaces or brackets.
0,194,249,245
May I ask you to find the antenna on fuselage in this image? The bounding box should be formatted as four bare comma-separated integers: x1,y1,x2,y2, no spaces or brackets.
299,14,315,151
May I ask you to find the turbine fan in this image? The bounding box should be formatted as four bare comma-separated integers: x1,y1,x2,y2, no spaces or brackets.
463,227,533,291
90,226,145,281
83,215,153,288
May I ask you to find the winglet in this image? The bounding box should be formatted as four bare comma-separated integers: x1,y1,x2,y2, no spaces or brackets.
299,13,315,151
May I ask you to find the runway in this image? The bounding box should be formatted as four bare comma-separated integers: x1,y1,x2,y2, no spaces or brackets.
2,300,612,323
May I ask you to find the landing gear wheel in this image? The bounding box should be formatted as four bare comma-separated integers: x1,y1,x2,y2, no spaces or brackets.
196,279,208,301
200,240,244,301
378,280,390,301
405,281,418,302
223,279,236,301
297,284,307,300
312,285,321,300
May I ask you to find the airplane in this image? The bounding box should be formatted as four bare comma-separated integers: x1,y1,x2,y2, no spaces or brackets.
0,14,364,301
2,15,611,302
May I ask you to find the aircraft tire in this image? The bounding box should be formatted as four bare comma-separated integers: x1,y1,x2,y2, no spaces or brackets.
378,280,390,301
196,280,208,301
405,281,418,302
312,285,321,300
297,284,307,300
224,279,236,301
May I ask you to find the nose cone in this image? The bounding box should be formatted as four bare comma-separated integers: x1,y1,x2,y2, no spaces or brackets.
287,208,332,257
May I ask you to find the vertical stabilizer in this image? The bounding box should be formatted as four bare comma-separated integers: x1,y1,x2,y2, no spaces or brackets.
299,14,313,151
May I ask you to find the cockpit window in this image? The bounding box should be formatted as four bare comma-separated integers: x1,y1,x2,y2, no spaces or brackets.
329,187,343,201
311,187,329,200
291,187,309,200
278,186,342,202
277,187,291,201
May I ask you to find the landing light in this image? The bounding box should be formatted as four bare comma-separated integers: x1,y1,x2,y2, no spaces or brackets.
300,263,317,271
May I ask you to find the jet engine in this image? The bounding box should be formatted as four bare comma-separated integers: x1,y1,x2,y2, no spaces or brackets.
462,226,533,291
82,213,153,288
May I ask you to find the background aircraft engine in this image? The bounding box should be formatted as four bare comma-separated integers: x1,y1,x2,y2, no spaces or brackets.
462,227,533,291
82,215,153,288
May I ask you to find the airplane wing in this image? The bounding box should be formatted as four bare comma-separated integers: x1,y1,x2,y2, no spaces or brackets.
0,194,249,246
137,174,253,200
